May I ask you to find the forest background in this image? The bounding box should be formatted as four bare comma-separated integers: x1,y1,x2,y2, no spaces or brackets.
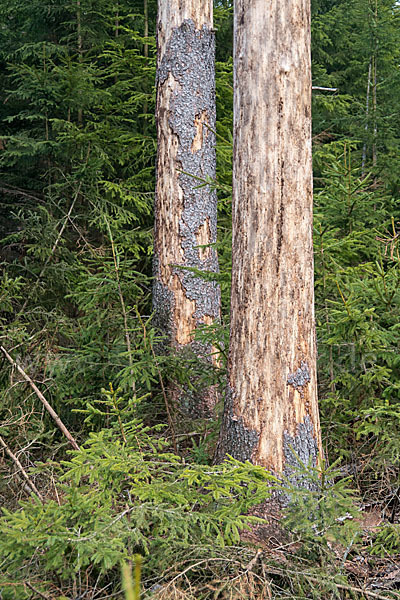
1,0,400,598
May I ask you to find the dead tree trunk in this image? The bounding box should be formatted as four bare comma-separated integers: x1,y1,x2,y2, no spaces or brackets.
216,0,322,488
153,1,220,417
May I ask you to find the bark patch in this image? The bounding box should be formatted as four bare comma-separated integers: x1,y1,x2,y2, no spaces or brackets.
215,385,259,463
152,256,175,346
283,415,319,492
287,360,310,397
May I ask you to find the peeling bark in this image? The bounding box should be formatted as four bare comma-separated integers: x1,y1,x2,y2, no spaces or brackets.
153,2,220,417
216,0,322,490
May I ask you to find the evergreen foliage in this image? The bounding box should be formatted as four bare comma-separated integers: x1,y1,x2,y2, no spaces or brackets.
0,389,273,597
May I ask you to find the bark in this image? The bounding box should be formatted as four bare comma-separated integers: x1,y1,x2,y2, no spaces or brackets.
153,1,220,417
216,0,322,489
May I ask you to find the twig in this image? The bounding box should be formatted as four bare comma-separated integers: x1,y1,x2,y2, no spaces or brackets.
0,345,80,451
261,564,400,600
244,548,263,571
25,581,52,600
161,555,400,600
310,577,399,600
0,185,44,203
0,434,43,501
362,58,372,175
66,507,132,542
164,558,240,590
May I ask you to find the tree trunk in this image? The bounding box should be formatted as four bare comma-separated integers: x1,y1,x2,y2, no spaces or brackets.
216,0,322,487
153,1,220,417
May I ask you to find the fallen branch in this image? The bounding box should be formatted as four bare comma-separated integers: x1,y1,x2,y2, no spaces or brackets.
161,556,400,600
0,434,43,501
1,345,80,451
261,564,400,600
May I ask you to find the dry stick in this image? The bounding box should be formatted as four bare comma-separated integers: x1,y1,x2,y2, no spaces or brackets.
0,434,43,501
312,86,338,92
294,574,399,600
164,558,237,590
164,558,400,600
0,346,80,451
372,52,377,167
0,185,44,202
154,358,177,454
259,564,400,600
362,58,372,176
25,582,52,600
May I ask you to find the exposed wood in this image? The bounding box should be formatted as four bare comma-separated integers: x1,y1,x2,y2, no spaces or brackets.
216,0,322,487
153,0,220,416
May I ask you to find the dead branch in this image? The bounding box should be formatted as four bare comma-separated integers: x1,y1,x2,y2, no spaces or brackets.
0,345,80,451
0,434,43,501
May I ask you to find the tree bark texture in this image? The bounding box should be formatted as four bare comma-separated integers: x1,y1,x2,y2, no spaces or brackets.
216,0,322,487
153,1,220,416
